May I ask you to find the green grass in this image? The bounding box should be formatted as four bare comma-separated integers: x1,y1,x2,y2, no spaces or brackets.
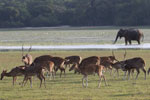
0,50,150,100
0,26,150,45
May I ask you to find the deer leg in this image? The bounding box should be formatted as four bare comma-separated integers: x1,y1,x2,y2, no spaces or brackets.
52,71,55,79
131,69,134,79
41,74,46,88
98,71,102,88
37,74,42,88
114,69,119,77
13,77,17,86
141,68,146,80
21,77,25,87
113,69,116,78
28,77,32,88
98,75,102,88
48,67,52,80
135,69,140,80
63,69,66,77
60,69,62,78
117,69,119,77
109,69,112,76
22,75,28,87
123,71,127,80
82,75,86,88
85,76,88,88
102,74,107,86
127,70,130,80
49,72,52,80
46,69,49,78
54,66,58,76
52,68,55,79
24,77,30,87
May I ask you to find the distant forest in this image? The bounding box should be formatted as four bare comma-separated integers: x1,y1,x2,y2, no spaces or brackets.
0,0,150,28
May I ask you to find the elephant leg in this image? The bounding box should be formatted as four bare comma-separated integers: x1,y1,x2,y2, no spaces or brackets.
129,40,132,45
137,40,140,44
125,39,128,45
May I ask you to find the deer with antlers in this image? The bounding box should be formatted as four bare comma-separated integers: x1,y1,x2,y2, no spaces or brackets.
109,50,146,80
22,45,33,67
121,57,146,80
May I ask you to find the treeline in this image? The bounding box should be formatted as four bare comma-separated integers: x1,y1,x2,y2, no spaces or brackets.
0,0,150,28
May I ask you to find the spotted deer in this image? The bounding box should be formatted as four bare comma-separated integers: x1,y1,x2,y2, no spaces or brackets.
109,50,146,80
22,45,33,67
0,65,27,85
64,55,82,68
69,63,107,88
69,56,100,73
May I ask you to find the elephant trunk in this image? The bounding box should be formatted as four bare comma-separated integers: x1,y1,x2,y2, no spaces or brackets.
141,33,144,42
113,34,119,44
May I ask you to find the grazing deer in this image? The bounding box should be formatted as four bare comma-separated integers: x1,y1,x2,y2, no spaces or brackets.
121,57,146,80
31,55,53,77
22,45,33,67
105,50,127,77
38,61,55,79
115,50,146,80
21,62,49,88
64,55,82,68
50,57,66,78
108,60,126,77
0,65,27,85
69,56,100,74
32,55,65,78
69,63,107,88
100,55,118,75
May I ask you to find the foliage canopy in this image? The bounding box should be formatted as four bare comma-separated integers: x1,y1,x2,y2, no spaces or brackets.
0,0,150,27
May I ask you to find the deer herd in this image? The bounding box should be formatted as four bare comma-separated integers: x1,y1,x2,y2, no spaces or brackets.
0,46,148,88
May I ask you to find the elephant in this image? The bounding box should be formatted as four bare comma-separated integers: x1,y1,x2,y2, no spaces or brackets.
113,28,144,45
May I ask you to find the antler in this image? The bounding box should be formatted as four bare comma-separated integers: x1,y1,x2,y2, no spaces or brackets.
112,50,115,57
22,44,24,57
28,45,32,53
112,50,119,62
123,49,127,60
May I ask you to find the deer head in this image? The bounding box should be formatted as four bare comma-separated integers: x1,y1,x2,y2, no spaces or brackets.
0,70,7,80
22,45,33,66
69,63,80,73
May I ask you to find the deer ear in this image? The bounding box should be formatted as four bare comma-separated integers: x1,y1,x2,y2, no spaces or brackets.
3,70,7,72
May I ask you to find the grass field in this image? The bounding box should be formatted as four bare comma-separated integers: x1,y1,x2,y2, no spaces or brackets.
0,50,150,100
0,26,150,45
